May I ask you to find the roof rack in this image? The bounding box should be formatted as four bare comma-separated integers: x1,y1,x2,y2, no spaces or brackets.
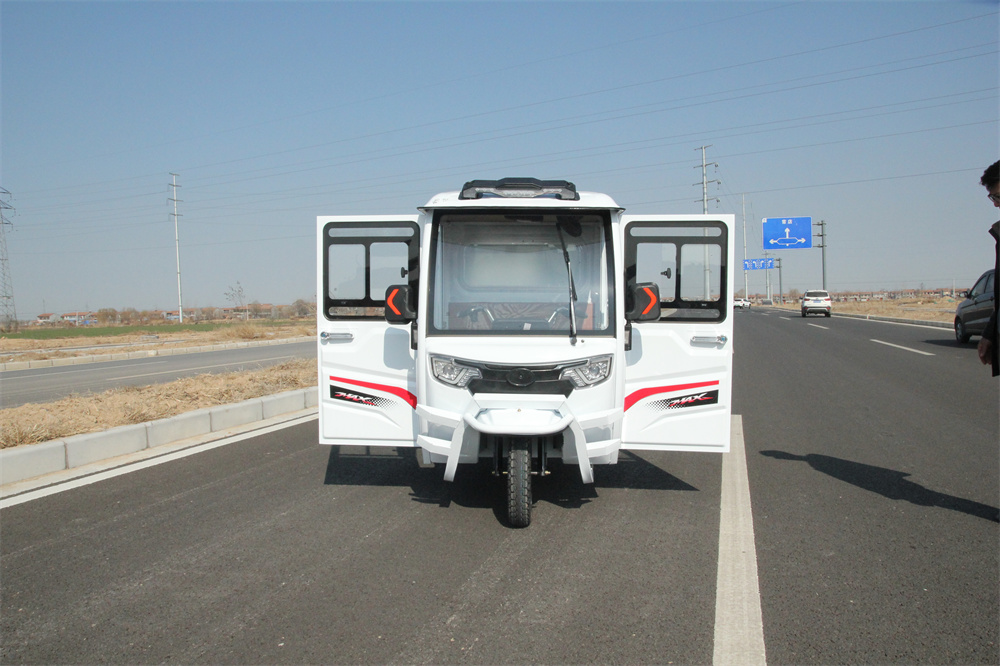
459,178,579,201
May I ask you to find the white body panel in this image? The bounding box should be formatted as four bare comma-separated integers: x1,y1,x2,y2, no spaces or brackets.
317,215,419,447
620,214,734,454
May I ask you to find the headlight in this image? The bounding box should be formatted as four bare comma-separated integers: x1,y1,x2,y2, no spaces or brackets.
559,354,612,388
431,356,482,388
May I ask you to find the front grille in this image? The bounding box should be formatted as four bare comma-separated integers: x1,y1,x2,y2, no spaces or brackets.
464,361,577,396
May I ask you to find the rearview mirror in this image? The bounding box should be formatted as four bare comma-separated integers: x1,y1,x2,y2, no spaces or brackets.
625,282,661,321
384,285,416,323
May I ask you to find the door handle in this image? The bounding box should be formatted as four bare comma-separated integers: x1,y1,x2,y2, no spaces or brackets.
320,331,354,343
691,335,728,347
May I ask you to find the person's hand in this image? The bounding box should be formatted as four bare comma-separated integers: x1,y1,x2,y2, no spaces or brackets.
978,336,992,365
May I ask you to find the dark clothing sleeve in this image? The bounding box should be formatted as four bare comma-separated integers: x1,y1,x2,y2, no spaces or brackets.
991,222,999,377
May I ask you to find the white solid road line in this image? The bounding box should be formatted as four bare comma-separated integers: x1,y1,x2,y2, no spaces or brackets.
870,339,935,356
713,415,767,666
807,323,829,329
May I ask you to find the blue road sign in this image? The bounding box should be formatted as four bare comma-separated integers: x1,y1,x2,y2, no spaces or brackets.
763,217,812,249
744,258,774,270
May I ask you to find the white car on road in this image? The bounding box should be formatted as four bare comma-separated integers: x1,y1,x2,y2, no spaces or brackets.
801,290,832,317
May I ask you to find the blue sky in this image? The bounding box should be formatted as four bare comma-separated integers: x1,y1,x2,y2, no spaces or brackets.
2,1,997,319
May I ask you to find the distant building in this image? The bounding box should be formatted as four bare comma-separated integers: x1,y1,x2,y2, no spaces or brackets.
61,311,95,325
35,313,62,325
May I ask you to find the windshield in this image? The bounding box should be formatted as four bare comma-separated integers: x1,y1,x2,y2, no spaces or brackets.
427,211,614,336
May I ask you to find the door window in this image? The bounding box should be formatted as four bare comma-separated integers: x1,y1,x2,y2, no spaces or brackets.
323,222,419,319
625,222,728,322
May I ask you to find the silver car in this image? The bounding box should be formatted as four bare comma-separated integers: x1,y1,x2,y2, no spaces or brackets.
955,269,995,343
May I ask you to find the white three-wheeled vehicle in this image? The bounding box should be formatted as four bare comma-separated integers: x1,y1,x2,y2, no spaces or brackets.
317,178,734,526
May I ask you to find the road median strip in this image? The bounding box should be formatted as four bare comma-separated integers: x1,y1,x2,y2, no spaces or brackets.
0,388,319,487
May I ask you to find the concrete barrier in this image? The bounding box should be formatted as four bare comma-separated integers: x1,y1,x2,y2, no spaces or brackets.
65,424,149,468
145,409,213,448
0,388,316,486
0,440,66,486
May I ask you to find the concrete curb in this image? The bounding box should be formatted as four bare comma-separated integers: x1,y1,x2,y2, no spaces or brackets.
1,336,315,372
0,388,319,486
830,312,952,329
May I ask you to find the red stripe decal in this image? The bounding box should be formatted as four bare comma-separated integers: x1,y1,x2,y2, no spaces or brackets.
625,380,719,411
329,375,417,409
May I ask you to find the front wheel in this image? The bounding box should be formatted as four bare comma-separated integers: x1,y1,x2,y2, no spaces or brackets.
955,318,971,343
507,439,532,528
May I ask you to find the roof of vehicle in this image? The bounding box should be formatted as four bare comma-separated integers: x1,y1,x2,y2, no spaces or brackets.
421,177,621,211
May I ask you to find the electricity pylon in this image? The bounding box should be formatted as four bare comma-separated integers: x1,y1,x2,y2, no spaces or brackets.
0,188,17,332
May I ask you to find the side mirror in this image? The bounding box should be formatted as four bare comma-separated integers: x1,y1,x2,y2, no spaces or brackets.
384,285,416,323
625,282,661,321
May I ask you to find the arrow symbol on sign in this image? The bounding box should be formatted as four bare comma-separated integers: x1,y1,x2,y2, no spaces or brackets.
769,228,807,246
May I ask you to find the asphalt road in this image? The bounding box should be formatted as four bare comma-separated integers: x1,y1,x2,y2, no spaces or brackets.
0,340,317,408
1,311,997,664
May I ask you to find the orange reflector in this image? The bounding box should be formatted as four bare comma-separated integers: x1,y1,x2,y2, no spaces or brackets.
387,288,402,316
641,287,656,315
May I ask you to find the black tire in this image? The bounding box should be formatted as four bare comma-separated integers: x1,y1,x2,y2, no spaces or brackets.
955,318,971,344
824,311,831,317
507,439,532,528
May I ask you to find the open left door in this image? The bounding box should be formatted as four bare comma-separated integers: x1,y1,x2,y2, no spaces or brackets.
621,215,734,452
317,216,420,447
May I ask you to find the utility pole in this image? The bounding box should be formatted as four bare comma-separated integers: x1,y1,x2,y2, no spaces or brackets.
763,250,772,302
0,188,17,331
169,173,184,324
695,145,720,214
694,146,720,298
741,194,748,299
813,219,827,290
776,257,783,304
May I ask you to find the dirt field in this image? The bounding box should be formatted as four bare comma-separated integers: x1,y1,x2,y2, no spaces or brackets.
770,296,959,323
0,322,315,363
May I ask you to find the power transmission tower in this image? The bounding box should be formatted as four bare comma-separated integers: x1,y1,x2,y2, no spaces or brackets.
813,219,828,290
169,174,184,324
0,188,17,332
694,146,720,298
694,145,720,213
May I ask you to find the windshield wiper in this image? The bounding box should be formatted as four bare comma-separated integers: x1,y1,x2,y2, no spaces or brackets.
556,222,579,345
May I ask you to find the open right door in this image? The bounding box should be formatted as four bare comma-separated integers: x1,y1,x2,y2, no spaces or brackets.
621,215,734,453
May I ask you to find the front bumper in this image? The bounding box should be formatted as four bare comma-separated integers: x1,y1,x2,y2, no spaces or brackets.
415,393,621,484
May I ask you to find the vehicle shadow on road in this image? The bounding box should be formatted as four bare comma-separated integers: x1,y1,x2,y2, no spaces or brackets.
323,447,699,523
923,337,971,349
760,450,1000,523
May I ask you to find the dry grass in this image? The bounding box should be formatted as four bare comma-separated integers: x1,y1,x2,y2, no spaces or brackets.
1,358,317,449
0,322,315,363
